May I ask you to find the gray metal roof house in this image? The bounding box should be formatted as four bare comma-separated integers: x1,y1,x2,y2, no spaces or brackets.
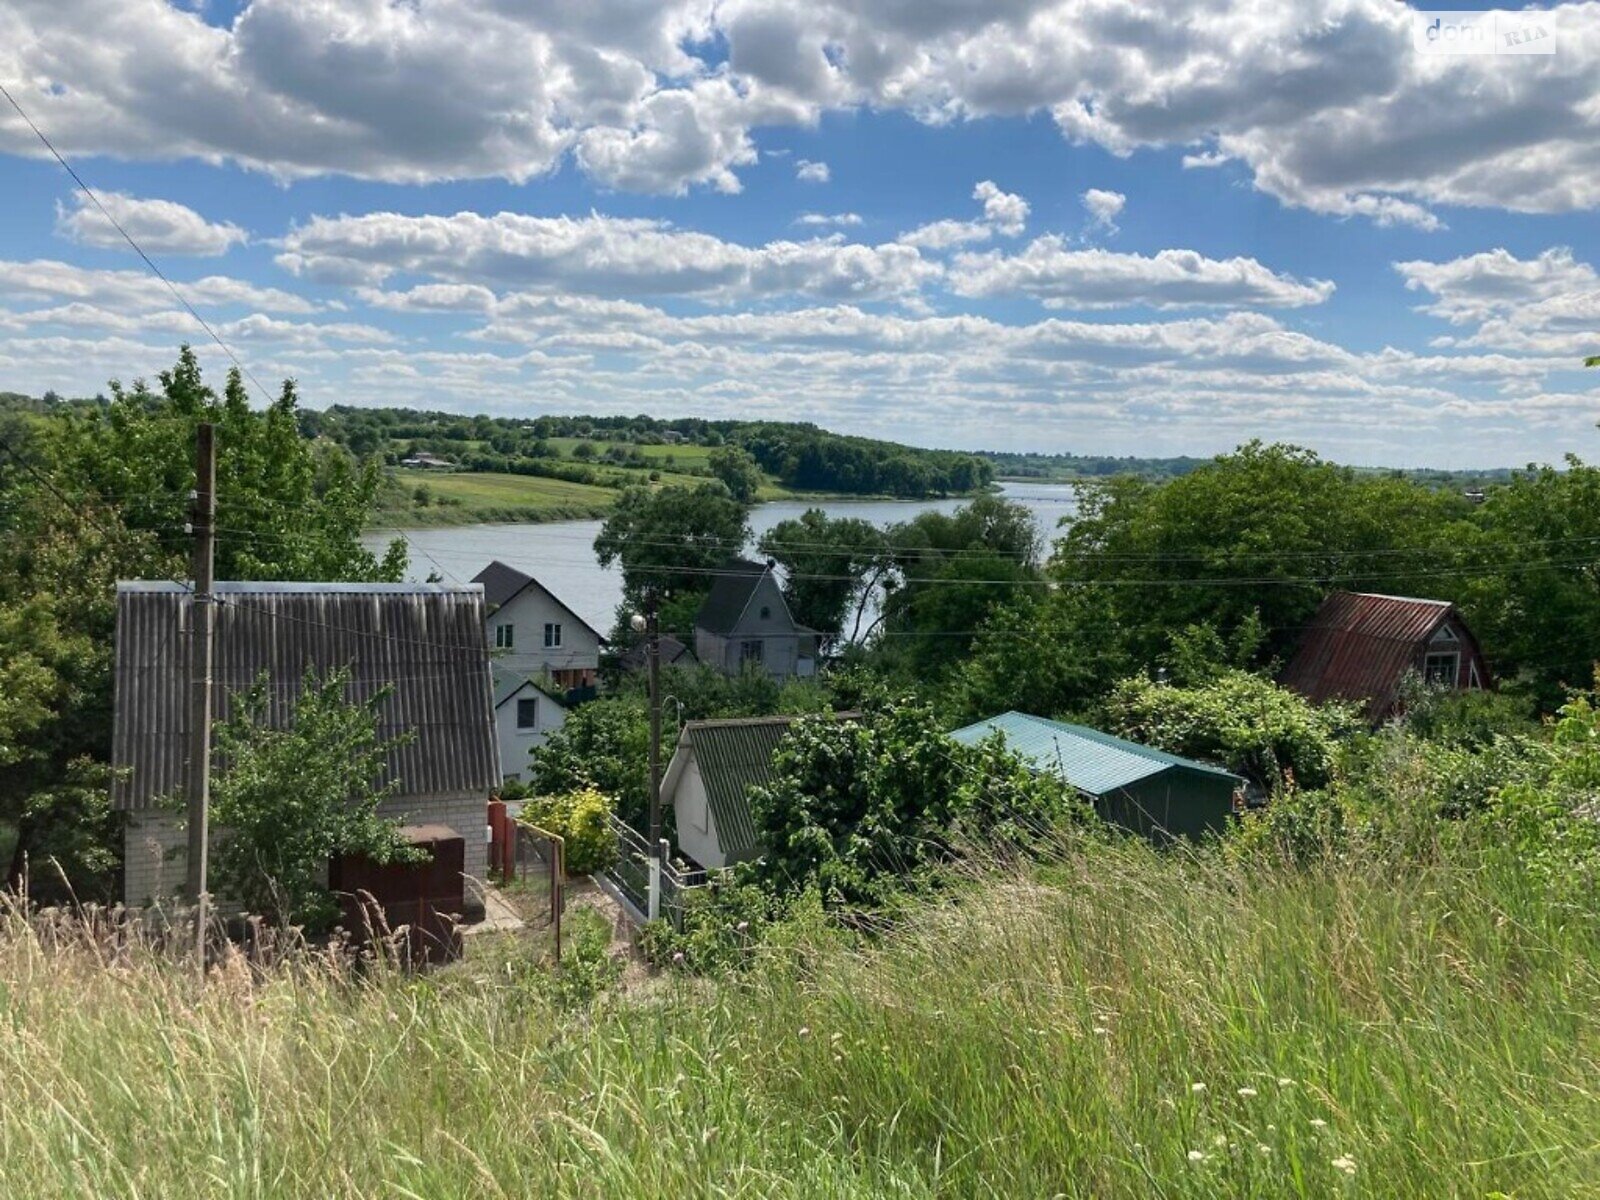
112,581,500,909
693,559,820,679
950,712,1242,840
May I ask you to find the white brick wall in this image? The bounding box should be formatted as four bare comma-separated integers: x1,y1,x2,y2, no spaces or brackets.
124,792,488,914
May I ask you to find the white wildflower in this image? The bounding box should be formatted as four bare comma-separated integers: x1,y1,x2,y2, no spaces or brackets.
1237,1086,1258,1098
1191,1082,1208,1094
1309,1118,1328,1129
1331,1155,1357,1175
1187,1150,1205,1163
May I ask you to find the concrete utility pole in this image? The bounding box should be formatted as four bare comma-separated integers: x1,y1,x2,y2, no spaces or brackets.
632,596,664,920
647,599,662,854
186,422,215,958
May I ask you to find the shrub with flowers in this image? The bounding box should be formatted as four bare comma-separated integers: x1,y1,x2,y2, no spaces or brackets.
521,785,616,876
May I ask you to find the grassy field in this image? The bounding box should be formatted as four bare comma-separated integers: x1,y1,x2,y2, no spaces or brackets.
375,466,848,528
375,471,621,526
2,833,1596,1198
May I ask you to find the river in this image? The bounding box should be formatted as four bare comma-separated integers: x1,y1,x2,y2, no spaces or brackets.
364,481,1079,637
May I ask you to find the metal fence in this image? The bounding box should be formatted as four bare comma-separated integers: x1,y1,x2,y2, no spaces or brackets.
600,813,730,931
512,820,564,960
603,813,654,919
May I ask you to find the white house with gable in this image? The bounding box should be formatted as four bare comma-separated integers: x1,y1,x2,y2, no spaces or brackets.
491,663,567,783
472,561,606,694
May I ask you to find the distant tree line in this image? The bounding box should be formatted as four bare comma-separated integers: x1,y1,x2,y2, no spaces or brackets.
303,406,992,501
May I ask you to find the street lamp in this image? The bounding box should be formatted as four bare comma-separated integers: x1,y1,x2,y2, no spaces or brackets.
632,600,663,865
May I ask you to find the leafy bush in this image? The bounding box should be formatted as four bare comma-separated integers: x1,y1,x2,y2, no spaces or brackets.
522,786,616,876
542,906,621,1009
639,881,777,974
748,701,1085,908
1103,669,1355,790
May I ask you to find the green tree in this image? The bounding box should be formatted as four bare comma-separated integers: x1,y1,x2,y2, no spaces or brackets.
759,509,888,639
47,346,407,583
1456,457,1600,708
208,669,421,929
748,702,1082,908
708,445,763,504
876,495,1044,679
1059,442,1473,669
527,696,651,828
594,482,750,640
947,585,1135,725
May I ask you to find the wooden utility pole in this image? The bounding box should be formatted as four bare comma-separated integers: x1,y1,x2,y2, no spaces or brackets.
186,422,216,956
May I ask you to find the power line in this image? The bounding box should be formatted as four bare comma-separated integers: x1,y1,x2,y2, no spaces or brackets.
0,81,277,407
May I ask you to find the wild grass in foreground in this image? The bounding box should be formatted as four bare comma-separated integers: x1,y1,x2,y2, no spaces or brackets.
1,836,1596,1198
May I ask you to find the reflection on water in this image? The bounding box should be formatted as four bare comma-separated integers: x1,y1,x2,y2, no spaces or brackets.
364,481,1079,638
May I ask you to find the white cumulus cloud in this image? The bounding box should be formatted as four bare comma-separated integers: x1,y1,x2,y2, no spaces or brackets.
55,192,248,256
277,210,939,303
795,158,831,183
973,180,1029,236
950,239,1335,310
1081,188,1125,232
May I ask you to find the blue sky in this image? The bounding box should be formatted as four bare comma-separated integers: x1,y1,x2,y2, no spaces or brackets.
1,0,1596,467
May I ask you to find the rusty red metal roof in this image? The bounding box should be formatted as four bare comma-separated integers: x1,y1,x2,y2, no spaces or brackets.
1279,591,1456,718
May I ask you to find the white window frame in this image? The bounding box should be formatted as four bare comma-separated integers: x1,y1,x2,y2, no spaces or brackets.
495,623,514,650
1423,650,1460,687
544,622,562,649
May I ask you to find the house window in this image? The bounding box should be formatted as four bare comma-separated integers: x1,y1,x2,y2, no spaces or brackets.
494,623,514,649
760,605,771,620
740,639,764,664
544,622,562,648
1423,651,1460,687
516,697,539,730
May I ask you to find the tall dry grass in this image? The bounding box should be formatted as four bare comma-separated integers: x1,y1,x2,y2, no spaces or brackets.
1,835,1596,1198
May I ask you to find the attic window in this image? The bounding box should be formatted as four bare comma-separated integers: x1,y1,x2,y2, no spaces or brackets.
760,605,771,620
1431,624,1459,644
1423,651,1460,687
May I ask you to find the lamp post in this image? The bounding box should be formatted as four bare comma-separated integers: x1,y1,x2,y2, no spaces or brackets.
630,598,663,919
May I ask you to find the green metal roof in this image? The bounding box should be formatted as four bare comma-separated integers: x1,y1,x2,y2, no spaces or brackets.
674,712,861,861
683,717,793,859
949,711,1241,796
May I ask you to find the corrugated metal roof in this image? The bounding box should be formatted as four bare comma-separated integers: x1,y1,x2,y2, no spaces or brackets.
949,712,1240,796
671,713,860,860
1278,591,1458,718
694,559,769,636
112,581,500,811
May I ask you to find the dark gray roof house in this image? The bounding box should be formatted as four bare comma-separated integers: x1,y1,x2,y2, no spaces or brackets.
693,559,820,679
112,581,500,908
